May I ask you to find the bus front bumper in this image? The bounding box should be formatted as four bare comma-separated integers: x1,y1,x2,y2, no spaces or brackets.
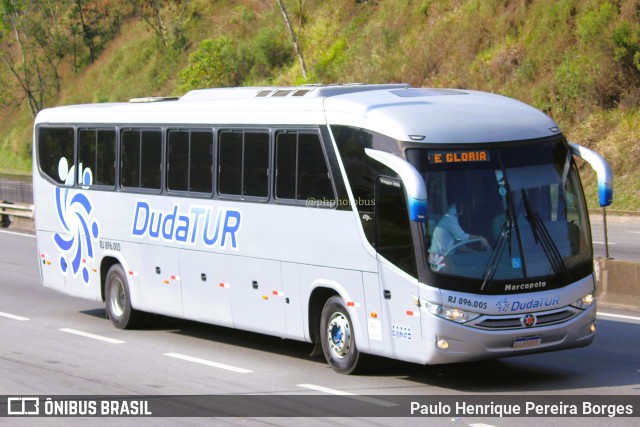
421,304,597,365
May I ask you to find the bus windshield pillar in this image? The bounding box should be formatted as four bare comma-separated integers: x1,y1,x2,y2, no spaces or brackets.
364,148,427,222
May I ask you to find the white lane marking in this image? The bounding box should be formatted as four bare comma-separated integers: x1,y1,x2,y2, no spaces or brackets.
0,311,30,321
470,424,499,427
59,328,126,344
597,312,640,322
163,353,253,374
296,384,398,407
0,229,36,238
592,241,616,245
297,383,355,395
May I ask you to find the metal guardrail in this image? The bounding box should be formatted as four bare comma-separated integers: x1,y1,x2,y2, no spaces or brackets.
0,174,34,230
0,202,34,217
0,201,34,228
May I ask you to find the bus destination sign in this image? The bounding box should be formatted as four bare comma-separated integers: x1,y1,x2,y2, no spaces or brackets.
428,150,491,164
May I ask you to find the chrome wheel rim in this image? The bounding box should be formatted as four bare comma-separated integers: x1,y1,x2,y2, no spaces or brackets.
108,277,125,318
326,312,352,359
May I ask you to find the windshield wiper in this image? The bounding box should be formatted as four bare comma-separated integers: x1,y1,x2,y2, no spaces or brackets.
480,212,510,292
481,163,527,292
521,189,569,280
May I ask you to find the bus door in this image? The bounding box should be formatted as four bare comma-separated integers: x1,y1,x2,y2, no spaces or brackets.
374,177,423,362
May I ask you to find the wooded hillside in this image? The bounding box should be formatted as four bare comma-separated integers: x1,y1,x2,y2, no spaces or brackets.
1,0,638,208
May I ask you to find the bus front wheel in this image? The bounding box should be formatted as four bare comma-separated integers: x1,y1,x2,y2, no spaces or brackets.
320,296,361,374
105,264,143,329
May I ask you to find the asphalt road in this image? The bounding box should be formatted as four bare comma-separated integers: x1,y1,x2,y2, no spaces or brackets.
1,230,639,426
591,214,640,262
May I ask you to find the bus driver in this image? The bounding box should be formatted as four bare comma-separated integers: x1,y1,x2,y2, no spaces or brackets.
429,202,491,256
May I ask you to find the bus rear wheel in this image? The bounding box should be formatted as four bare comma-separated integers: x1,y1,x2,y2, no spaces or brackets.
105,264,143,329
320,296,361,374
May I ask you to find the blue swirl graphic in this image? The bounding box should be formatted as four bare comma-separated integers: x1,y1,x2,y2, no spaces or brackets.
53,163,100,286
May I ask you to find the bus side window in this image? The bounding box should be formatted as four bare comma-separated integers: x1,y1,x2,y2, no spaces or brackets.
297,133,333,200
168,129,214,194
218,130,269,199
375,177,417,278
218,131,243,195
38,127,75,186
243,132,269,197
190,131,214,194
121,129,161,190
275,131,334,204
121,130,141,188
96,130,116,186
275,132,297,199
78,129,116,187
140,130,162,189
167,130,189,191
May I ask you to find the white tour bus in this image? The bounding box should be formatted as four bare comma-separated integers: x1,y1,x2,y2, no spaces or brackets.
33,84,613,374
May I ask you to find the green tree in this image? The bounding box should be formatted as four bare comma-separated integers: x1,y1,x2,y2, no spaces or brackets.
0,0,70,116
613,20,640,72
68,0,126,71
276,0,307,80
128,0,190,51
177,37,239,93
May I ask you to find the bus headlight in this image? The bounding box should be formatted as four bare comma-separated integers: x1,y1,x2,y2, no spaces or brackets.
571,293,594,309
436,338,450,350
414,297,481,324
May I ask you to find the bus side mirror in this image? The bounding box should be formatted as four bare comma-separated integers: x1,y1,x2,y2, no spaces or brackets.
569,143,613,207
364,148,427,222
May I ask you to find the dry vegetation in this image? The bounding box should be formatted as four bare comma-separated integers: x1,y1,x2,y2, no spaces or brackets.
1,0,638,209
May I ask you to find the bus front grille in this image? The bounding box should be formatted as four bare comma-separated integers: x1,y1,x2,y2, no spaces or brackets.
471,308,580,330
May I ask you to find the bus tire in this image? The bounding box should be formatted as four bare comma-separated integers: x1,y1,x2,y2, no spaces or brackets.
320,296,361,374
105,264,143,329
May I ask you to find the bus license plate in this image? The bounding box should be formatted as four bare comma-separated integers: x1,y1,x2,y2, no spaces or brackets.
513,336,541,349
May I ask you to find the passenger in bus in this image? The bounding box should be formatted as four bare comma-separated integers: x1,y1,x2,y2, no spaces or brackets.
429,202,491,256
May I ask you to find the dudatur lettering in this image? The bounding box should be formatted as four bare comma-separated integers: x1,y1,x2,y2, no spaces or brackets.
131,201,241,250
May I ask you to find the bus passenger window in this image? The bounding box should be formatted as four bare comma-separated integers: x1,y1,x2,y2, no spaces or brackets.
79,129,116,187
121,129,161,190
121,130,140,188
38,127,75,186
298,133,333,200
167,130,189,191
96,131,116,186
218,132,243,195
168,130,214,194
190,131,213,193
140,131,162,189
275,131,334,204
275,133,297,199
218,130,269,198
243,132,269,197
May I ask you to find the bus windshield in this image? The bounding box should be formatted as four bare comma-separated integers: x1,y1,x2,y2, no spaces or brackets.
406,139,592,284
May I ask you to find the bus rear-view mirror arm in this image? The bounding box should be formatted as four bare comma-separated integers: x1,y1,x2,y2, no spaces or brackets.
364,148,427,222
569,142,613,207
